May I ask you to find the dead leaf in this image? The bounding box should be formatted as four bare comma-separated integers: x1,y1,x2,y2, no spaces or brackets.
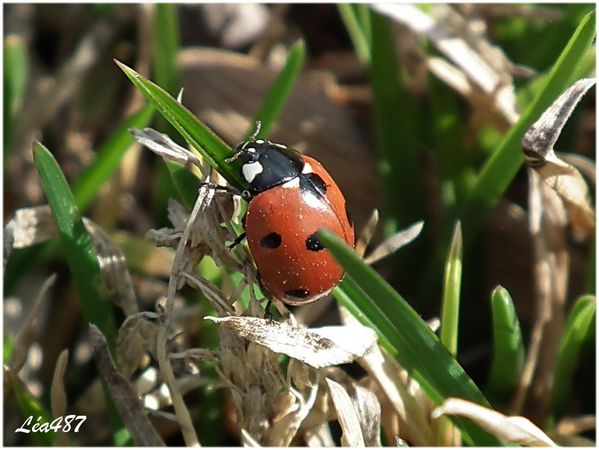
83,218,139,316
432,397,557,447
205,316,377,368
117,313,160,378
522,78,596,240
8,274,56,373
554,415,596,436
373,3,520,124
90,324,165,447
325,378,365,447
4,205,56,258
355,209,379,258
364,221,424,265
50,349,69,446
265,384,319,446
359,344,434,446
130,127,202,169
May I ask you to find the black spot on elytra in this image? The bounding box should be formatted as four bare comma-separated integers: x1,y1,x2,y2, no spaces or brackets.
285,288,310,299
260,232,282,249
307,172,327,195
306,232,324,252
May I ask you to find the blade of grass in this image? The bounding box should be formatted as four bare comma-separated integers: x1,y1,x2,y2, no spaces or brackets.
4,106,154,295
153,3,181,95
151,3,184,222
4,35,29,161
32,143,118,350
33,143,130,444
429,77,475,209
319,229,502,446
115,60,244,189
487,286,525,398
7,369,56,446
439,222,462,356
459,11,596,244
369,9,424,234
338,4,371,63
247,40,305,140
550,294,595,416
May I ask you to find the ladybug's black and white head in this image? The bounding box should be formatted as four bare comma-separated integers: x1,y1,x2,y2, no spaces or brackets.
230,138,304,195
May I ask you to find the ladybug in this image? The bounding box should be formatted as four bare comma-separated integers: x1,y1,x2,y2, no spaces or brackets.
228,129,355,305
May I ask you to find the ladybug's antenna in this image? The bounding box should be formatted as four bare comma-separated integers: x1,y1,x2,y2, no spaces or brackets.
250,121,262,141
226,121,263,163
225,120,262,163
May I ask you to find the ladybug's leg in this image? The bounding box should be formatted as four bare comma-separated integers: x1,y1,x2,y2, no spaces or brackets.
228,232,246,250
198,181,243,197
228,212,248,250
264,299,273,317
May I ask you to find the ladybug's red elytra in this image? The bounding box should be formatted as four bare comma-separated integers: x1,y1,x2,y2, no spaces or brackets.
229,132,355,305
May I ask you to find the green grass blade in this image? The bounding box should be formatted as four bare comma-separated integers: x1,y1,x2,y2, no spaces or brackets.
4,35,29,159
460,11,596,243
550,295,595,415
8,372,56,446
487,286,525,397
32,143,118,351
248,40,305,140
439,222,462,356
319,229,501,446
153,3,181,96
4,106,154,295
72,105,154,210
369,10,423,233
151,3,185,219
338,4,371,63
115,60,244,189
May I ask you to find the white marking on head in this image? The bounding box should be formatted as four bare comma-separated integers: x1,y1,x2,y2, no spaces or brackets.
242,161,263,183
302,163,312,174
282,178,300,189
246,147,256,153
255,139,264,144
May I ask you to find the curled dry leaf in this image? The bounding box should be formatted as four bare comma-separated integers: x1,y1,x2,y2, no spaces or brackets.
522,78,596,240
431,397,557,447
325,378,365,447
241,428,262,447
373,3,519,124
265,384,319,446
83,218,139,316
4,205,56,258
90,324,165,447
325,368,382,447
50,349,69,419
359,343,434,446
355,209,379,258
4,206,140,315
364,220,424,265
554,415,596,436
117,313,160,378
50,349,69,446
130,127,203,169
205,316,377,368
8,273,56,373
